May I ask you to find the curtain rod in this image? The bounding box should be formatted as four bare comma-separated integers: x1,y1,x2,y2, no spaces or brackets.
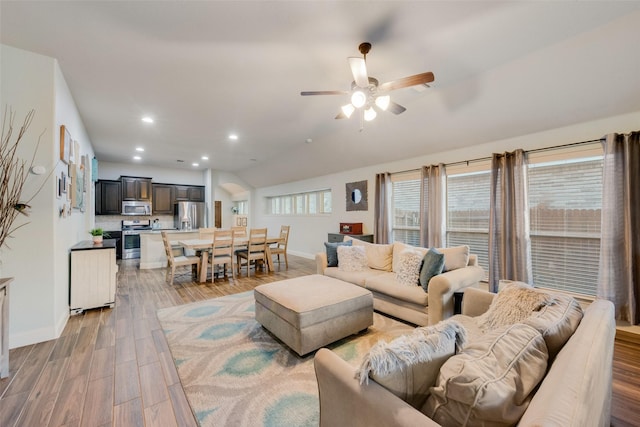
389,137,604,175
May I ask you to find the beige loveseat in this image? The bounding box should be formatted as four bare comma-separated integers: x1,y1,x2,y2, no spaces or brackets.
316,238,485,326
314,287,616,427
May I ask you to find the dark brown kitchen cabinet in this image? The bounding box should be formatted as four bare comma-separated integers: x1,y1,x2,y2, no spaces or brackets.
95,180,121,215
121,176,152,201
188,186,205,202
152,184,175,215
175,185,205,202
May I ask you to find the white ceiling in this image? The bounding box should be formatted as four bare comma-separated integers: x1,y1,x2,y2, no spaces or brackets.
2,1,639,188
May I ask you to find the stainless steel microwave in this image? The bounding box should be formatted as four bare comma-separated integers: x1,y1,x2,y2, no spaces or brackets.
121,201,151,216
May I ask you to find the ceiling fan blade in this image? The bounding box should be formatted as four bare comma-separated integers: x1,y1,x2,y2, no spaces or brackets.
348,57,369,88
335,111,348,119
301,90,348,96
378,71,434,92
388,101,407,115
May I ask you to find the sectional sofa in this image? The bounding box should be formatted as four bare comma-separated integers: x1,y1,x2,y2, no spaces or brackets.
315,286,616,427
315,237,485,325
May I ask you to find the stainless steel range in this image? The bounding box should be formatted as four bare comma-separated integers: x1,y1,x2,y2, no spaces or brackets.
121,219,152,259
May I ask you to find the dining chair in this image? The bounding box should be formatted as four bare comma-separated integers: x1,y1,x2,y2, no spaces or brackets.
161,231,200,285
236,227,268,277
209,229,235,280
231,226,247,239
270,225,290,269
198,227,217,240
231,225,248,252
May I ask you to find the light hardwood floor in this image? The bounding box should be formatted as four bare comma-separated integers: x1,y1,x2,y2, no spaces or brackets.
1,255,638,426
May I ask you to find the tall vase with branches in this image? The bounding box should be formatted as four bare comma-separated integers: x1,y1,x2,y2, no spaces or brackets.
0,108,47,255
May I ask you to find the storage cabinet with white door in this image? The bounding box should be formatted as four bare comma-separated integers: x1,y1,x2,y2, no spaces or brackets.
70,240,118,314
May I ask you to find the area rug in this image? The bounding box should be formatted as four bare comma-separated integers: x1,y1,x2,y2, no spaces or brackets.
157,291,414,427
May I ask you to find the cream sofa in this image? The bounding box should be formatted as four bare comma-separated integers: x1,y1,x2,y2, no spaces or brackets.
314,288,616,427
316,239,485,326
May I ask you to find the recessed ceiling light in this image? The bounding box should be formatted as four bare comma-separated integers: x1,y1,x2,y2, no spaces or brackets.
136,147,145,152
141,116,154,123
133,155,142,160
229,134,238,141
201,156,209,160
192,163,199,167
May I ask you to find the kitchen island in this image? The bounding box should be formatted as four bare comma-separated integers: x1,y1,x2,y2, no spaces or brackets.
139,229,201,269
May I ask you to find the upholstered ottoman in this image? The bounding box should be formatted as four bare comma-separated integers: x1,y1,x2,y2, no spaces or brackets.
254,274,373,356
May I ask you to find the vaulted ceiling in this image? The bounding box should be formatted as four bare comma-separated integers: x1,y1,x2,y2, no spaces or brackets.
2,1,639,188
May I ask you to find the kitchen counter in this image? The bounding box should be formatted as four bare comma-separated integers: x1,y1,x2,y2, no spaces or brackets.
139,228,199,234
139,230,201,269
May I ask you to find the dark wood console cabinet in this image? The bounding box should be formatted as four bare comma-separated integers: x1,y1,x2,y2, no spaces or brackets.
327,233,374,243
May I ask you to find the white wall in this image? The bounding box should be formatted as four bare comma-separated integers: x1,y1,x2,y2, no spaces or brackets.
253,110,640,259
1,44,94,348
208,170,254,229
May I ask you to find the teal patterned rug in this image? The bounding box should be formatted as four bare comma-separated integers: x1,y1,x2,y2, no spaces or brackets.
157,291,413,427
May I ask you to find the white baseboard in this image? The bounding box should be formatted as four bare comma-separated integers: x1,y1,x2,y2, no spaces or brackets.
9,309,69,349
287,250,314,260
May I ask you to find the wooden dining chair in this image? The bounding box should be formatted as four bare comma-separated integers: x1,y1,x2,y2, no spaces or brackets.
198,227,217,240
270,225,290,269
236,227,268,277
161,231,200,285
209,229,235,280
231,225,247,252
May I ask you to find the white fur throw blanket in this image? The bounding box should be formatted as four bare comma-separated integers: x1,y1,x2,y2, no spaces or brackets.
476,281,555,332
356,320,467,385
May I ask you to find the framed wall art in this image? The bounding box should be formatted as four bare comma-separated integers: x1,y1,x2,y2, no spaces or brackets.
345,180,368,211
59,125,71,164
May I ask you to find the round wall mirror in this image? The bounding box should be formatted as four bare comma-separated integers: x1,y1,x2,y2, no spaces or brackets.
351,189,362,204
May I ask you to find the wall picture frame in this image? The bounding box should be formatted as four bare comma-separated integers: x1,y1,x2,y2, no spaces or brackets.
60,125,71,164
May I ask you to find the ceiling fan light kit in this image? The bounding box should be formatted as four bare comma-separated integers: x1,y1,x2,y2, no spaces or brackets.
301,42,434,128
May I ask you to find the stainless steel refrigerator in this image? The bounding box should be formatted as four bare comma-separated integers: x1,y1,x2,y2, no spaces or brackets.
174,201,207,230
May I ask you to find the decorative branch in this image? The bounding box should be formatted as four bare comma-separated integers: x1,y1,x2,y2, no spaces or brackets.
0,108,45,251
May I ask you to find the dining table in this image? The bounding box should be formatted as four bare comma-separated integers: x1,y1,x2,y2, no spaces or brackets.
177,239,212,283
178,235,284,283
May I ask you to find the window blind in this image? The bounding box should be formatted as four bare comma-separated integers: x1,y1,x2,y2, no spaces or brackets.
528,158,603,295
446,171,491,272
392,178,420,245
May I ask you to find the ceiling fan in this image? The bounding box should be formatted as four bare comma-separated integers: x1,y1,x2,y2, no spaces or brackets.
301,42,434,126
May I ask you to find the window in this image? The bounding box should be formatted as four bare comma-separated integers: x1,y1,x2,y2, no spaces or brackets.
528,147,603,296
391,172,420,246
446,167,491,273
267,189,332,215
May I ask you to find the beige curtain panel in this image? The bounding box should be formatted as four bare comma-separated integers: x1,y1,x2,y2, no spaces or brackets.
598,131,640,324
374,172,392,244
488,149,533,293
420,164,446,248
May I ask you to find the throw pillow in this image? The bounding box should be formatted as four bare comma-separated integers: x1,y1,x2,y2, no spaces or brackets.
423,323,549,427
395,249,424,286
522,293,583,360
356,320,467,409
337,245,368,272
392,242,428,273
324,240,352,267
477,281,555,331
419,248,445,291
437,245,470,271
345,237,394,271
